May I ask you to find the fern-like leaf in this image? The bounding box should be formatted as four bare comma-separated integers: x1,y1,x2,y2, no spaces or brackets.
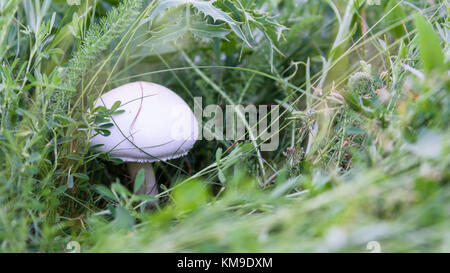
63,0,144,89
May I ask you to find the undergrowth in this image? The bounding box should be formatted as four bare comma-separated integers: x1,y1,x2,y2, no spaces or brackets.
0,0,449,252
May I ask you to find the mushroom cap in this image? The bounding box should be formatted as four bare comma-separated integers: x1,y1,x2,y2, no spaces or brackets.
90,81,198,163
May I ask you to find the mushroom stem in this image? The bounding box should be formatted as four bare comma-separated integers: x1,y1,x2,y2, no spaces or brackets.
127,162,159,201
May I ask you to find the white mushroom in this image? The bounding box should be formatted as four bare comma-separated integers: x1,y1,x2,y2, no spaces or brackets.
90,81,198,206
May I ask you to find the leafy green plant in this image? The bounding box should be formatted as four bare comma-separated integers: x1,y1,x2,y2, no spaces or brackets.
0,0,448,253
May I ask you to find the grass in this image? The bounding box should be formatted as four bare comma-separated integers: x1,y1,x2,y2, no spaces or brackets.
0,0,449,252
